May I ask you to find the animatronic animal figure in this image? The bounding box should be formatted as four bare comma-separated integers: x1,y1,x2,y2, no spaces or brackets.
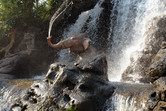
47,33,91,54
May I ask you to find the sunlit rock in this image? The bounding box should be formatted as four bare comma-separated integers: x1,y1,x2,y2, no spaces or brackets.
147,77,166,110
122,17,166,83
148,42,166,82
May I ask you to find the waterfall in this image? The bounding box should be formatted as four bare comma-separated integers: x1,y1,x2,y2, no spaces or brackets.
57,0,104,62
104,93,147,111
0,86,18,110
107,0,166,82
103,0,166,110
48,0,73,37
55,0,166,109
103,82,153,111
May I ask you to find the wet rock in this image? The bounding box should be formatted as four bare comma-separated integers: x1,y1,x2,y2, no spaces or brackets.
45,54,113,111
68,0,99,24
75,54,108,80
154,77,166,92
9,54,114,111
11,99,24,111
153,77,166,102
0,80,32,111
122,16,166,83
22,80,50,105
94,0,113,50
153,101,166,111
147,91,159,110
46,62,69,80
147,77,166,110
122,53,151,83
148,42,166,82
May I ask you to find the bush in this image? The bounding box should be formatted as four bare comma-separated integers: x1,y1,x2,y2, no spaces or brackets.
0,0,64,37
66,106,77,111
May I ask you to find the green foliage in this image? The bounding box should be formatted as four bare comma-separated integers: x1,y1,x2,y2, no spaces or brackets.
66,106,78,111
0,0,64,26
46,0,63,15
0,0,63,40
0,0,45,26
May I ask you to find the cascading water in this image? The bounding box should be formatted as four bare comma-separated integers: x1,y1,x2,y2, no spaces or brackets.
107,0,143,82
48,0,73,37
103,82,153,111
107,0,166,82
104,0,166,110
0,80,33,111
0,86,17,110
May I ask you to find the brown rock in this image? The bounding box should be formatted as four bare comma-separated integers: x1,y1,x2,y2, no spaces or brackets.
148,43,166,82
154,101,166,111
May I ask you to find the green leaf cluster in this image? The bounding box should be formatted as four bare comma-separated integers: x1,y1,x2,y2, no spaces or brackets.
66,106,77,111
0,0,63,39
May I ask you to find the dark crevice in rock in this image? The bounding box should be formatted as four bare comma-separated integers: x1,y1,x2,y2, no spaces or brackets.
64,94,71,102
64,79,75,90
151,92,157,98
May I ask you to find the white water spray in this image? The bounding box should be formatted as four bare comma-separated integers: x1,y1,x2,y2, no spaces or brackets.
104,93,147,111
48,0,73,37
57,0,104,62
104,0,166,110
107,0,166,82
103,82,153,111
0,86,18,110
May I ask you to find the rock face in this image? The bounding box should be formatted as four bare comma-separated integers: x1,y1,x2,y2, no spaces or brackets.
8,54,114,111
122,16,166,83
0,27,54,78
148,42,166,82
87,0,113,50
147,77,166,111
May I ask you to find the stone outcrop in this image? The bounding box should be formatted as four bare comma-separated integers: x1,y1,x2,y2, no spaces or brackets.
122,16,166,83
148,77,166,110
7,54,114,111
148,42,166,82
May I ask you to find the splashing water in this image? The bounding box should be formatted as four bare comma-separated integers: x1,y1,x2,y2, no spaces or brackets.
48,0,73,37
107,0,166,82
57,0,104,62
0,80,34,110
103,82,153,111
104,93,147,111
0,86,20,110
103,0,166,110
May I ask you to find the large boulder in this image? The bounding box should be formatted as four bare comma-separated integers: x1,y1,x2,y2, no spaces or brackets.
8,54,114,111
147,77,166,110
148,42,166,82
